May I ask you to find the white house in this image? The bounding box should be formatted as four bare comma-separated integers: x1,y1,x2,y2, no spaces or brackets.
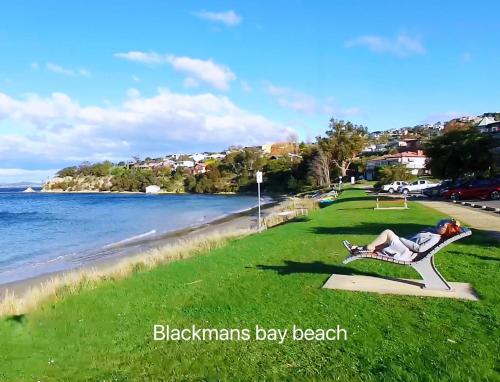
207,153,226,160
191,153,207,162
477,117,500,133
145,185,161,194
365,150,428,180
174,160,195,169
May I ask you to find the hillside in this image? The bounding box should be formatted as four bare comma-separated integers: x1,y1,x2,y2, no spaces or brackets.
42,176,113,192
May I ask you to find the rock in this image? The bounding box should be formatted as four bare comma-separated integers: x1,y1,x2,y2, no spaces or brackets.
22,187,36,193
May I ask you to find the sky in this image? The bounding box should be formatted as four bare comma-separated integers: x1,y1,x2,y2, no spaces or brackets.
1,0,499,183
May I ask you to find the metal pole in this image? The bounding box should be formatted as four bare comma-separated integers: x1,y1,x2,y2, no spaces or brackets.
258,182,261,231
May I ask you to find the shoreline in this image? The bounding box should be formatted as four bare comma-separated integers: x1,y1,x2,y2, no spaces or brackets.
0,199,284,298
36,190,266,196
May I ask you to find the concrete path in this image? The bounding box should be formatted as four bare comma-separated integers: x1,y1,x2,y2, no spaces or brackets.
419,200,500,241
323,274,479,301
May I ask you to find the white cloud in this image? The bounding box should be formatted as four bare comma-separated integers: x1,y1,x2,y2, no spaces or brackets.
265,84,318,114
168,55,235,90
194,10,242,26
46,63,91,77
0,89,294,172
183,77,199,89
114,51,165,65
264,83,361,118
126,88,141,98
115,51,236,90
345,33,426,57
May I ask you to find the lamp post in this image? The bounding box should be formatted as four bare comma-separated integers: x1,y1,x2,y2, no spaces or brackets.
256,171,263,231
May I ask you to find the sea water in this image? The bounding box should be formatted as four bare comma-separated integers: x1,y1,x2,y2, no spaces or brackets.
0,190,260,284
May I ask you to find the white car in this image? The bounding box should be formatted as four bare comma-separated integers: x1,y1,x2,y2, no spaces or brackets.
382,181,409,193
399,180,439,194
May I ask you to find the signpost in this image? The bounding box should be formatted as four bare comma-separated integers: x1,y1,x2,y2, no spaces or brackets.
256,171,263,231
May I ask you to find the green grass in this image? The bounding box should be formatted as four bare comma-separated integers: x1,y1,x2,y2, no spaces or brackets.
1,189,498,381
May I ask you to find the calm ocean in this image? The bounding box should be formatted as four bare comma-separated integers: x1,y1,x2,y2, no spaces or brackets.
0,189,260,285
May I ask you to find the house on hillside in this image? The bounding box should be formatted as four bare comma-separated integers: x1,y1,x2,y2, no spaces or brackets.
261,143,273,155
206,153,226,160
401,138,421,152
191,153,207,162
365,150,428,180
477,116,500,133
174,160,195,169
192,163,207,175
270,142,298,156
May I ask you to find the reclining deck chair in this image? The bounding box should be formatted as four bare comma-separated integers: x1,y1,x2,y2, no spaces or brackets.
342,228,472,291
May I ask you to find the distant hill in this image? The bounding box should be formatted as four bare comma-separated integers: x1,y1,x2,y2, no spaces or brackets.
0,182,43,189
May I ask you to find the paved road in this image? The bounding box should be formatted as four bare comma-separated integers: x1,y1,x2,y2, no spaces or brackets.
419,200,500,241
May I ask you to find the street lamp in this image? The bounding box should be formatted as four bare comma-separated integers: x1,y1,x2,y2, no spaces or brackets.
256,171,263,231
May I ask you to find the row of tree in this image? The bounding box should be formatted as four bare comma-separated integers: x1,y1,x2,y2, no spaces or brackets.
52,118,498,193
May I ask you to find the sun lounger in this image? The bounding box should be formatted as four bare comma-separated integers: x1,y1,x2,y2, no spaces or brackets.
342,228,472,291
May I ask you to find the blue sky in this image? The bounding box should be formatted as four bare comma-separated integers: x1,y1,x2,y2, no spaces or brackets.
1,0,499,182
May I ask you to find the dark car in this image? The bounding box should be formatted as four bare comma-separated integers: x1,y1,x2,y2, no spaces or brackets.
442,179,500,201
423,180,464,198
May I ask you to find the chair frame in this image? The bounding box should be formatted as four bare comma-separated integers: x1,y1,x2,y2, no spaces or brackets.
342,228,472,291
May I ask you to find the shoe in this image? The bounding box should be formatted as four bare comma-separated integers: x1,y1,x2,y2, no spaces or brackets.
342,240,353,252
352,246,372,255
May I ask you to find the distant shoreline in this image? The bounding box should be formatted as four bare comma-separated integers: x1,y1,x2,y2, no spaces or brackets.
38,189,244,195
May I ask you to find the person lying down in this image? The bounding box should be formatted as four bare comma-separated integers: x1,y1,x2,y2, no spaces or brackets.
343,219,462,262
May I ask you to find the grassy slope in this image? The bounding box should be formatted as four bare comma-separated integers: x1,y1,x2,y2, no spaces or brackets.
1,189,498,381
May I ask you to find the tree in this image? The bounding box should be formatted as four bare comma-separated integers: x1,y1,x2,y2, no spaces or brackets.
57,166,78,177
310,149,331,188
376,164,416,186
425,128,497,180
376,132,390,145
318,119,367,177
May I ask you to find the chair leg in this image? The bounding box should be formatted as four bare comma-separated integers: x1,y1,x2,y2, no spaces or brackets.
411,256,452,291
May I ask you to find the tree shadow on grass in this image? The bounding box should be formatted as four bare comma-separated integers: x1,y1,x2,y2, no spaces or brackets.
330,196,375,205
253,261,426,288
5,314,26,324
288,216,312,223
335,207,378,211
309,223,430,237
254,260,381,278
309,222,482,247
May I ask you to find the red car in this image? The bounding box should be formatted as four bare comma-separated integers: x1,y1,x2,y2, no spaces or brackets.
442,179,500,201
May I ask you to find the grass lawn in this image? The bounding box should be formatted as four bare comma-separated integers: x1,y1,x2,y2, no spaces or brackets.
1,189,498,381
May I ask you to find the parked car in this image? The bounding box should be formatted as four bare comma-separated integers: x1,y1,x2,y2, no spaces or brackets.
382,181,409,193
423,180,464,198
442,179,500,201
399,180,440,194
